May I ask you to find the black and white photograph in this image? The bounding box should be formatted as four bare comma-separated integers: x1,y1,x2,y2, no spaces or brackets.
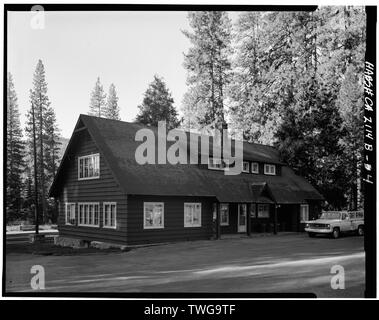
2,2,377,303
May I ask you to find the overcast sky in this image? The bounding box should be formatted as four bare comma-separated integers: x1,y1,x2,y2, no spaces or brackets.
8,11,210,137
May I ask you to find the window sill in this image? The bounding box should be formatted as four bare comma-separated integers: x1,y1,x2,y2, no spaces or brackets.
143,226,164,230
78,224,100,228
103,225,117,229
78,176,100,181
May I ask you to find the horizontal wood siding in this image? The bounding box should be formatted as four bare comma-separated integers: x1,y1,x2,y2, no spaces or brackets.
57,130,127,244
126,195,214,245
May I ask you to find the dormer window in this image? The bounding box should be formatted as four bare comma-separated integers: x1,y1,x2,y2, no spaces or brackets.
264,164,276,175
78,154,100,180
251,162,259,174
242,161,250,173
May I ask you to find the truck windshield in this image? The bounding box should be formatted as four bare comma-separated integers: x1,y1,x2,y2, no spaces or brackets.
320,212,341,220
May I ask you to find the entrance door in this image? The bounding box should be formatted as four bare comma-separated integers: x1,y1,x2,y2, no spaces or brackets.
238,204,247,233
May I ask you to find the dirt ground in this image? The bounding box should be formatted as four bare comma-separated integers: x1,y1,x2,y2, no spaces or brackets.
5,233,365,297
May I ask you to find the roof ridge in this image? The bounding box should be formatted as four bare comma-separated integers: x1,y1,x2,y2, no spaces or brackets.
79,114,276,149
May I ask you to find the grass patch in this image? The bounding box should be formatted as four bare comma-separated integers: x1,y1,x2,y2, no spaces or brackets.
6,242,131,256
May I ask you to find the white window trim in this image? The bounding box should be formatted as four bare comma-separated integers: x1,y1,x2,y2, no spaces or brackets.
78,153,100,181
220,203,229,226
264,164,276,175
65,203,76,225
143,202,165,229
251,162,259,174
103,202,117,229
242,161,250,173
78,202,100,227
184,203,202,228
300,204,309,222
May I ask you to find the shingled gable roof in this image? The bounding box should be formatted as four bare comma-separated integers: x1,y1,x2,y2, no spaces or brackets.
49,115,324,203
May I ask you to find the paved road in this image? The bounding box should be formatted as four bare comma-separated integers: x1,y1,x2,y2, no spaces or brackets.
5,233,364,297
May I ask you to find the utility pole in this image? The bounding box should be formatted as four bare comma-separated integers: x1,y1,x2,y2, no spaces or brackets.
31,102,39,235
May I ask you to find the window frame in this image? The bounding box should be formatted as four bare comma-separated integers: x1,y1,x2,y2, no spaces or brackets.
78,202,100,227
264,164,276,175
103,202,117,229
300,204,309,222
251,162,259,174
257,204,270,218
220,203,229,226
65,203,76,225
143,202,165,229
78,153,100,180
184,203,202,228
208,157,224,171
242,161,250,173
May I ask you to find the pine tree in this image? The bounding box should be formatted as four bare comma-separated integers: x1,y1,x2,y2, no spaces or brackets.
135,75,179,129
44,106,61,185
337,65,364,210
275,81,348,209
25,59,53,223
104,83,121,120
88,77,107,117
182,11,232,130
6,73,25,221
224,7,365,209
44,106,61,224
229,11,320,144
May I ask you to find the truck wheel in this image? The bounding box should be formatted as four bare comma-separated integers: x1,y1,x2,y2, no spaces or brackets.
308,232,316,238
357,225,364,236
332,228,340,239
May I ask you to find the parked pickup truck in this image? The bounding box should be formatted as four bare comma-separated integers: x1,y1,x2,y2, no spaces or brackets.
304,211,364,239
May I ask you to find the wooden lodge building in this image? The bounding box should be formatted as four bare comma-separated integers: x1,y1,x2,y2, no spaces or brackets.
49,115,324,246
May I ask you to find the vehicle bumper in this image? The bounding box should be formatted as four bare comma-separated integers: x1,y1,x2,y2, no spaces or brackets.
305,228,332,234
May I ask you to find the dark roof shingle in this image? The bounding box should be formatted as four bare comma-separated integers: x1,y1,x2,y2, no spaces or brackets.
49,115,324,203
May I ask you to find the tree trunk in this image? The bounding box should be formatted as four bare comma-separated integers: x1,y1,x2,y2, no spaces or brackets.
32,102,39,234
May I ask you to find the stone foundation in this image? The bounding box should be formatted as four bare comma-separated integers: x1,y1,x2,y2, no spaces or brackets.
54,236,90,248
54,236,128,250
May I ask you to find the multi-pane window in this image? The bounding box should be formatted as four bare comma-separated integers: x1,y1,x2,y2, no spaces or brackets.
300,204,309,222
208,158,224,170
103,202,117,228
242,161,250,173
65,203,76,225
144,202,164,229
78,154,100,180
251,162,259,174
78,203,100,227
184,203,202,227
264,164,276,175
220,203,229,226
258,204,270,218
